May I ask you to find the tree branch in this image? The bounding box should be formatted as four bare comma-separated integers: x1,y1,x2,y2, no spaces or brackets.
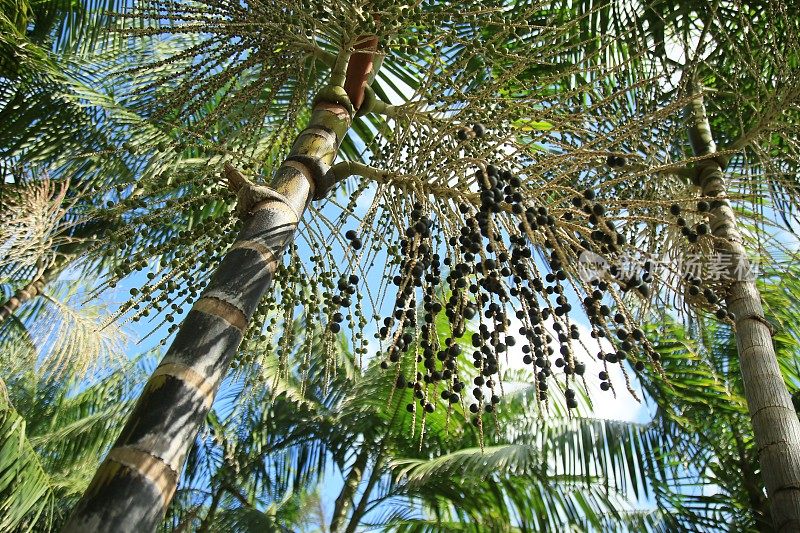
359,88,429,119
220,478,254,508
196,485,223,533
325,161,478,204
297,42,336,67
718,86,800,168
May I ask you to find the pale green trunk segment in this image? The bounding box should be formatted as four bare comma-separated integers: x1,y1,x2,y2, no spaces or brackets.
329,446,370,532
688,90,800,531
343,453,383,533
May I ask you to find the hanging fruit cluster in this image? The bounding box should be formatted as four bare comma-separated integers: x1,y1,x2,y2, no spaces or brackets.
667,201,735,320
363,124,672,433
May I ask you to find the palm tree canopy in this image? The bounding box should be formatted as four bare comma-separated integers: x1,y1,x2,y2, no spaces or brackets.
3,0,800,529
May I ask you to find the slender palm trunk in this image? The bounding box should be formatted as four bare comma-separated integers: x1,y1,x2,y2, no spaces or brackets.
63,90,355,531
330,445,370,532
196,484,223,533
0,277,46,321
688,91,800,530
1,257,73,325
343,453,382,533
0,218,110,324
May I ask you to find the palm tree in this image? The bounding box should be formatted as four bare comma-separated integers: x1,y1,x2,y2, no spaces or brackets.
635,2,800,525
0,0,792,528
1,0,163,323
63,17,381,525
628,261,800,530
685,90,800,531
532,0,800,524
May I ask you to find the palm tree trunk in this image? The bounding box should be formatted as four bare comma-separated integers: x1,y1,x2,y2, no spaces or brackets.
688,90,800,531
196,484,223,533
0,277,46,321
0,254,71,322
343,453,383,533
0,217,112,324
330,445,370,532
63,87,356,531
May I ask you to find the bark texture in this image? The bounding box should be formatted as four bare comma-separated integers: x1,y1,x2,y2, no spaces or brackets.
63,95,354,532
688,91,800,531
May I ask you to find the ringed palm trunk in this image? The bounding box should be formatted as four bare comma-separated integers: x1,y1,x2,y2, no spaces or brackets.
688,90,800,530
1,218,114,324
1,253,69,325
63,78,367,530
0,276,47,321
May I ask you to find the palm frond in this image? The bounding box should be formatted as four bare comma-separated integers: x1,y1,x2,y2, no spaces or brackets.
0,399,54,532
